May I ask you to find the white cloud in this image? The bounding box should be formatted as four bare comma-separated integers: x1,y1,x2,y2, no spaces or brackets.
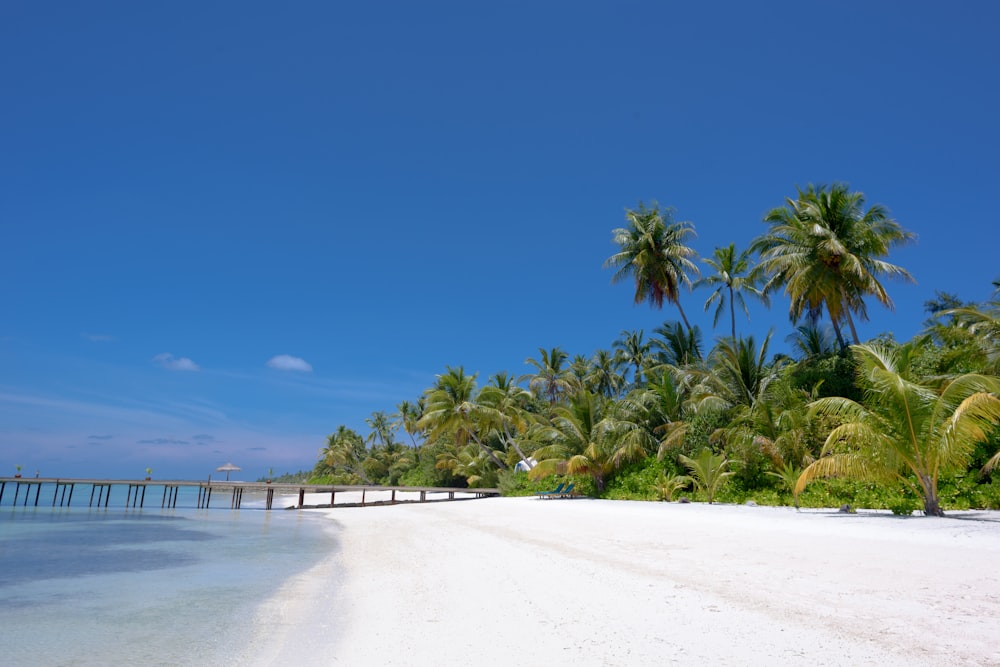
153,353,200,371
266,354,313,372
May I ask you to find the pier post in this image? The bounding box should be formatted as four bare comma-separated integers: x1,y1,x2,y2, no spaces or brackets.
34,484,41,506
265,487,274,510
298,488,305,508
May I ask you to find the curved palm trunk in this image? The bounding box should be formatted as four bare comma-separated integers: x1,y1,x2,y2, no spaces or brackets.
827,306,848,352
840,286,861,344
675,299,693,334
468,430,508,470
501,424,533,468
729,285,737,340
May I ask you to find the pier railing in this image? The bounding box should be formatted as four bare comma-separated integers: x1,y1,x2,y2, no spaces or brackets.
0,477,499,511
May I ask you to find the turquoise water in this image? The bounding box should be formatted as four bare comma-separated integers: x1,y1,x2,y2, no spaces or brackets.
0,486,337,666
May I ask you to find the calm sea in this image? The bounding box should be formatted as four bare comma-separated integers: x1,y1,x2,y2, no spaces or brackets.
0,485,338,666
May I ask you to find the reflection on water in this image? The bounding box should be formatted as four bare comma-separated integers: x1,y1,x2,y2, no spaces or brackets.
0,502,337,667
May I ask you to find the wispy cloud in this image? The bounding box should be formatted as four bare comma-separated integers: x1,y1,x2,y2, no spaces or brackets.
192,434,216,443
82,333,116,342
266,355,313,372
137,437,190,446
153,353,200,371
88,434,114,440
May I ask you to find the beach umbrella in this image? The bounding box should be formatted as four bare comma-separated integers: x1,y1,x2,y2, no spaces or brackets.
216,462,241,481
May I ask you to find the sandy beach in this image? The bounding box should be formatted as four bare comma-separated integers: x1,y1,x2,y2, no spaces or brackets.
243,494,1000,666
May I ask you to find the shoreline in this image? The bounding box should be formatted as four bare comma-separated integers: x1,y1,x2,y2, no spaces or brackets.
245,496,1000,666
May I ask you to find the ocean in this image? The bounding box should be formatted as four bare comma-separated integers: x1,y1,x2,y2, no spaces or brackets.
0,485,338,666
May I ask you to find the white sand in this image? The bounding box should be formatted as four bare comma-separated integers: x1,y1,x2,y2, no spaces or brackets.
243,496,1000,666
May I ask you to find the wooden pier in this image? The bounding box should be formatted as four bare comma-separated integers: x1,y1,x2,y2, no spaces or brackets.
0,477,499,511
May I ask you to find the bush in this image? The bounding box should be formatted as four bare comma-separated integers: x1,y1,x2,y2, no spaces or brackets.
603,457,676,500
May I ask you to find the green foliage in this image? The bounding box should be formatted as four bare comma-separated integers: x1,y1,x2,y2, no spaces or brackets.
679,449,734,503
722,433,772,493
603,457,673,500
258,470,311,484
789,353,860,401
497,470,548,496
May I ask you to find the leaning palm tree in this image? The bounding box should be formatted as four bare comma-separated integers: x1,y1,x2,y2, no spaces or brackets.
605,201,700,332
797,343,1000,516
754,184,915,347
695,243,768,340
418,366,508,470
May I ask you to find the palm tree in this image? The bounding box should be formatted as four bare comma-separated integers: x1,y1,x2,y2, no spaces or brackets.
418,366,508,470
651,320,703,368
605,201,700,331
945,299,1000,373
614,329,651,388
394,398,425,449
797,343,1000,516
754,184,915,347
478,372,538,468
521,347,573,406
321,426,371,483
530,390,652,493
699,333,785,411
695,243,768,340
679,449,734,503
587,348,626,398
785,321,836,360
365,410,398,449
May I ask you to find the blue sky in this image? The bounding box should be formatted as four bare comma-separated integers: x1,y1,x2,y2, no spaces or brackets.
2,1,998,480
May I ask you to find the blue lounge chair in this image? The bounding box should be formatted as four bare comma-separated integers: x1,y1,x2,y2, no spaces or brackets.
536,483,565,498
557,482,576,498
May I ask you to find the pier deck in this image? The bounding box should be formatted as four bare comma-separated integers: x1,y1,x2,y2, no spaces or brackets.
0,477,499,510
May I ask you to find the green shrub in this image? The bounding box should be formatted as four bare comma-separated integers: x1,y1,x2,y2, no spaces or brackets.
603,457,670,500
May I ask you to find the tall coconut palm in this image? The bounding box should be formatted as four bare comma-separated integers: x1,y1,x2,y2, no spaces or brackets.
797,343,1000,516
614,329,651,388
695,243,769,340
394,398,425,449
365,410,398,449
587,348,626,398
605,201,700,332
754,184,915,347
418,366,507,470
521,347,574,406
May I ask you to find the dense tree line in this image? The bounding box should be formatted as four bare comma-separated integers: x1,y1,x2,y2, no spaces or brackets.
311,184,1000,515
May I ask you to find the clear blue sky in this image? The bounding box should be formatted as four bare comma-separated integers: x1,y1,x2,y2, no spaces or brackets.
2,1,997,480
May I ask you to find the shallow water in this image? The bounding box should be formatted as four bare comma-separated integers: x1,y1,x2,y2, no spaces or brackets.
0,489,337,666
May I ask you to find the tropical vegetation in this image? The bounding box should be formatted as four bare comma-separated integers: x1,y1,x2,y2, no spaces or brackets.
309,184,1000,516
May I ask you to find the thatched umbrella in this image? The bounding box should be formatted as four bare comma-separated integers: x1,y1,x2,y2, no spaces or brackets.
216,462,241,481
